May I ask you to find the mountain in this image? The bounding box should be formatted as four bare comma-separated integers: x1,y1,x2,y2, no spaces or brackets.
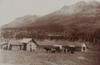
1,1,100,31
26,1,100,30
1,1,100,43
1,15,39,29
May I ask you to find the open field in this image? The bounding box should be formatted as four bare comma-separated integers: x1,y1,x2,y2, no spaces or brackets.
0,49,100,65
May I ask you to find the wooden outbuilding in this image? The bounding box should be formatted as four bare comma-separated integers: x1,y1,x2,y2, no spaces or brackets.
8,40,23,50
66,43,87,52
76,43,87,52
0,42,8,50
36,39,64,52
19,38,37,51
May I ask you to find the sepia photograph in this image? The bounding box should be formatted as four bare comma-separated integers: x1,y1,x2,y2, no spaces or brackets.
0,0,100,65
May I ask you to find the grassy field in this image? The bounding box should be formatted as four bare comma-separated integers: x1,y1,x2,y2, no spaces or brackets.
0,48,100,65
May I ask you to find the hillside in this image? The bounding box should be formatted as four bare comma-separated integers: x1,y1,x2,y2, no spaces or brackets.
30,1,100,28
2,1,100,30
1,15,39,29
1,1,100,43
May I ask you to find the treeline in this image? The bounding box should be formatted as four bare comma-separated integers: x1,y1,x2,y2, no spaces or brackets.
0,28,100,44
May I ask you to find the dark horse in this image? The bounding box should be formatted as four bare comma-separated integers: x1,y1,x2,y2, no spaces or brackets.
44,48,52,52
44,47,61,53
44,47,56,53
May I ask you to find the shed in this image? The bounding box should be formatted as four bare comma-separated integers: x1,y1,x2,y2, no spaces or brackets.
36,39,64,50
66,43,87,52
19,38,37,51
0,42,8,50
8,40,23,51
81,43,87,52
36,40,87,52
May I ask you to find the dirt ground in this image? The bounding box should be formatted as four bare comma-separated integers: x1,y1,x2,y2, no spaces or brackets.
0,49,100,65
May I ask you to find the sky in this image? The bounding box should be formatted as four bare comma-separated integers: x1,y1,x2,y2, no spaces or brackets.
0,0,100,26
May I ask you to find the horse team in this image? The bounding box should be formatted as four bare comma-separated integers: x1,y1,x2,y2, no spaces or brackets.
44,46,75,54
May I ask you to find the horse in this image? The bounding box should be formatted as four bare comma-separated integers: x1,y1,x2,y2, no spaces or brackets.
44,46,62,53
44,47,52,52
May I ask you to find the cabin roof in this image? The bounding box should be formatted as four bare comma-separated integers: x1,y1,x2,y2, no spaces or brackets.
65,42,86,47
9,39,23,45
36,39,86,47
36,40,66,46
19,38,32,43
1,42,8,45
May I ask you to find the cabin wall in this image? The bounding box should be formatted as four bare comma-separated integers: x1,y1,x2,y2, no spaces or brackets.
75,46,82,51
75,46,87,52
11,46,20,51
82,46,87,52
9,45,23,51
1,45,7,50
27,42,37,51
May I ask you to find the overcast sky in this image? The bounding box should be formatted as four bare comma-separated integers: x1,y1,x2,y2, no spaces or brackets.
0,0,100,26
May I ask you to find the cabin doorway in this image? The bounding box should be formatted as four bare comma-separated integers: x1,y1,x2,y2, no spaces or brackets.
23,43,27,50
83,47,85,51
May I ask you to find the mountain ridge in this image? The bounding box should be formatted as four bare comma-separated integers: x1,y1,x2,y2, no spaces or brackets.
1,1,100,31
